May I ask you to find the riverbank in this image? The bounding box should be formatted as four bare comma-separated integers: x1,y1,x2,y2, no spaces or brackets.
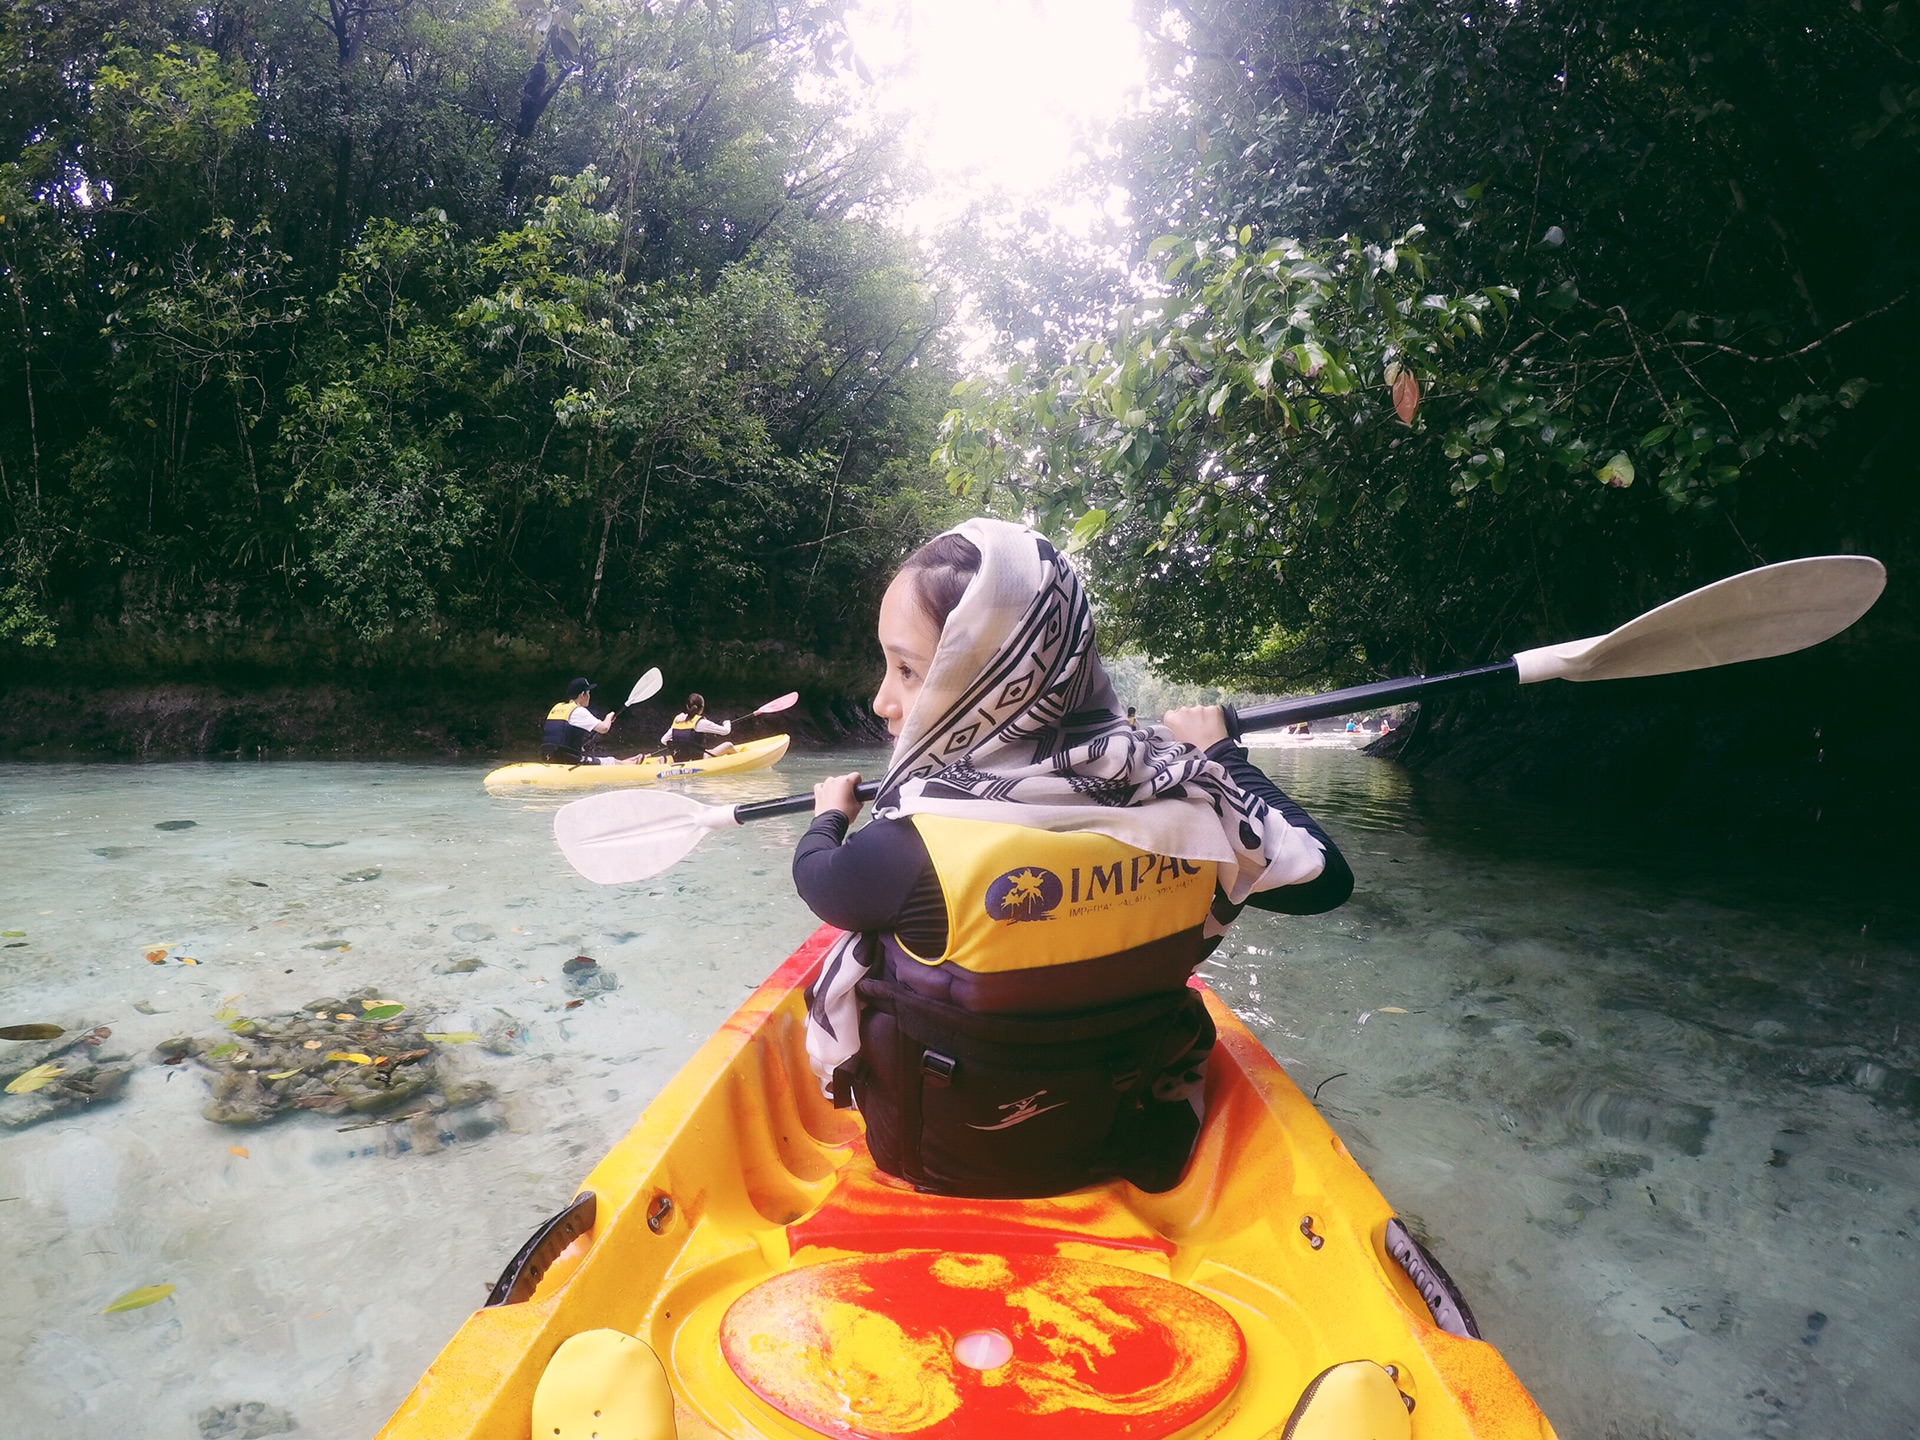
0,680,886,760
1374,645,1916,838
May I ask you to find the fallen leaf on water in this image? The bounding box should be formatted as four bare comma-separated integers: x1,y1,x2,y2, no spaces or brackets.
360,1002,404,1020
565,1000,584,1010
133,1001,157,1015
225,1019,253,1033
102,1284,176,1313
229,1146,249,1158
265,1069,301,1080
326,1051,373,1065
179,956,200,966
1,931,23,938
212,1006,238,1023
0,1024,64,1041
333,1013,354,1022
5,1063,63,1094
145,948,169,965
302,1040,323,1050
393,1049,429,1064
372,1055,392,1066
307,940,351,952
83,1026,111,1045
1378,1006,1409,1014
425,1032,478,1044
207,1043,238,1060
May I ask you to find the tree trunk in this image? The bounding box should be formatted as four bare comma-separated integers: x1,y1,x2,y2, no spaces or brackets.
584,503,612,630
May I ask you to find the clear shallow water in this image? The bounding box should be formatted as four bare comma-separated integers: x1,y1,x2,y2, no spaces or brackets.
2,749,1916,1439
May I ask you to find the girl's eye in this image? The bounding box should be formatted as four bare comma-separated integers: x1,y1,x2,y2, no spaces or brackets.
897,663,915,682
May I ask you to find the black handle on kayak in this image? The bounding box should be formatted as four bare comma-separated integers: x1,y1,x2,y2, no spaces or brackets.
734,778,884,824
1220,660,1518,739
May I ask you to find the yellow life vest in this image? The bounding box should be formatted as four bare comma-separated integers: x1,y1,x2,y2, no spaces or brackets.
898,813,1218,972
547,702,574,721
671,715,700,734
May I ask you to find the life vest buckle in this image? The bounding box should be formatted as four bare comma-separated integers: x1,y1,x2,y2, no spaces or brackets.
920,1050,957,1087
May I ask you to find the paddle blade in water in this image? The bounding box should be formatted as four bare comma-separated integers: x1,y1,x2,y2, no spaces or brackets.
626,667,664,706
554,790,740,884
751,691,800,717
1513,555,1885,684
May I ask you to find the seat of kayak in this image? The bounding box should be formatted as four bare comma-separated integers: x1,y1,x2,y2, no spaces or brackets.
719,1248,1246,1440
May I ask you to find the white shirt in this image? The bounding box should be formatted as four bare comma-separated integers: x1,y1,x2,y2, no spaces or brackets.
569,705,612,733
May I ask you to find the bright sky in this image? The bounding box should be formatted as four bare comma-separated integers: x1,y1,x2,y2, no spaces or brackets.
844,0,1148,228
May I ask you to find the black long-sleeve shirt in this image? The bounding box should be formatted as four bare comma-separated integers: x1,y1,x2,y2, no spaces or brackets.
794,739,1353,955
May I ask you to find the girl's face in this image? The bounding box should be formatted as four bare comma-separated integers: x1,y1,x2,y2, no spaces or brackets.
873,573,942,738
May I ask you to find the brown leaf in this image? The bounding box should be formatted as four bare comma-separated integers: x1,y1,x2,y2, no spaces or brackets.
1392,370,1420,425
0,1023,64,1041
83,1026,111,1046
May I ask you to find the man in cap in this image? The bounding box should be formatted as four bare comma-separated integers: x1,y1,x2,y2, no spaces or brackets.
541,678,618,764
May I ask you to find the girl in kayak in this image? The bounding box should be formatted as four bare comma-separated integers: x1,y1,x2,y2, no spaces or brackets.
794,519,1351,1198
659,693,737,763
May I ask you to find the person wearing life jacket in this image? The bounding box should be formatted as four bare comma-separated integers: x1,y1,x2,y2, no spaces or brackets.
541,678,618,764
659,694,735,763
793,520,1352,1200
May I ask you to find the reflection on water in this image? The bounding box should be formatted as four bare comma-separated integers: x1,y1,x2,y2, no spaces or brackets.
1,749,1915,1439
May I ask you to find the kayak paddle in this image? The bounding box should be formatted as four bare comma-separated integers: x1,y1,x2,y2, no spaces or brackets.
748,691,799,717
554,554,1884,884
625,668,664,707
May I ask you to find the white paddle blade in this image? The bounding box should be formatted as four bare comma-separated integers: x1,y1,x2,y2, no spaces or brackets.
1514,555,1885,684
753,691,800,716
626,667,664,706
553,789,739,885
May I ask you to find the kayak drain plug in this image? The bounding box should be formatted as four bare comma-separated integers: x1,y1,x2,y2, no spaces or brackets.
953,1330,1013,1371
1299,1215,1324,1249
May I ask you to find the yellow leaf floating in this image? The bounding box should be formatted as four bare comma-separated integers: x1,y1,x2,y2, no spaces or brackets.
326,1051,373,1065
425,1032,478,1044
229,1146,249,1158
179,956,200,965
301,1040,323,1051
265,1069,301,1080
1378,1006,1409,1015
5,1062,63,1094
102,1284,175,1313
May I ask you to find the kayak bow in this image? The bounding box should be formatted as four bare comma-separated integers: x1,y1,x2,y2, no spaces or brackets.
377,927,1557,1440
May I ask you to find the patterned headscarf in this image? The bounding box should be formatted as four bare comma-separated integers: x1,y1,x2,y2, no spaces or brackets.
804,517,1325,1092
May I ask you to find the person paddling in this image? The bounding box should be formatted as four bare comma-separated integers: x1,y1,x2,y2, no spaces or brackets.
542,678,618,764
660,694,736,763
794,519,1352,1200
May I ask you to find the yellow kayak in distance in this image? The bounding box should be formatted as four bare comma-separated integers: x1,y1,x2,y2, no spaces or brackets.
377,926,1558,1440
482,734,791,792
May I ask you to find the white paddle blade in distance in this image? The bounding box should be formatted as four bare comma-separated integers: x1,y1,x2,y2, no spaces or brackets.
753,691,800,716
625,667,664,706
1513,555,1886,684
554,789,739,885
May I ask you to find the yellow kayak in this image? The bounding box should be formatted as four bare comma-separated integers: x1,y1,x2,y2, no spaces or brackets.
378,926,1556,1440
483,735,791,791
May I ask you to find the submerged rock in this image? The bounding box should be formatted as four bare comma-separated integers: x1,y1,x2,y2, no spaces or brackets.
197,1401,296,1439
0,1024,133,1129
155,990,494,1129
562,954,617,997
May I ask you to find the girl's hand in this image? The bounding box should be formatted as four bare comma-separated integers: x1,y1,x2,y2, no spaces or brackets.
814,771,864,820
1163,705,1230,750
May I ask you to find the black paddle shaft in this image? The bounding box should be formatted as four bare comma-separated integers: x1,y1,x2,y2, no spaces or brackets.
731,659,1518,826
1222,659,1518,737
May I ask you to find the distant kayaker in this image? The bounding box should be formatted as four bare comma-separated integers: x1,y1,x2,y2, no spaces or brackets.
541,679,617,764
793,519,1352,1200
660,693,736,763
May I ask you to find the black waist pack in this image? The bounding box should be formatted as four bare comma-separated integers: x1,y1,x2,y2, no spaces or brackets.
849,976,1215,1199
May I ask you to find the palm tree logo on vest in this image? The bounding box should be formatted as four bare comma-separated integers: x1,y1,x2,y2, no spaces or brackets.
985,867,1064,923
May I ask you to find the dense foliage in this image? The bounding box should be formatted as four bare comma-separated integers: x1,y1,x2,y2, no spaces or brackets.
939,0,1918,685
0,0,957,664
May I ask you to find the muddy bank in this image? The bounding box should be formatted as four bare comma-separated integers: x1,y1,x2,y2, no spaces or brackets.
0,679,886,760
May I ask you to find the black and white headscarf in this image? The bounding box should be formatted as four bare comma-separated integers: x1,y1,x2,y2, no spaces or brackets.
804,517,1326,1090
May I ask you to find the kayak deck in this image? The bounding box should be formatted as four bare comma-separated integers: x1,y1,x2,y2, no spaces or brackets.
483,734,790,791
378,927,1556,1440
